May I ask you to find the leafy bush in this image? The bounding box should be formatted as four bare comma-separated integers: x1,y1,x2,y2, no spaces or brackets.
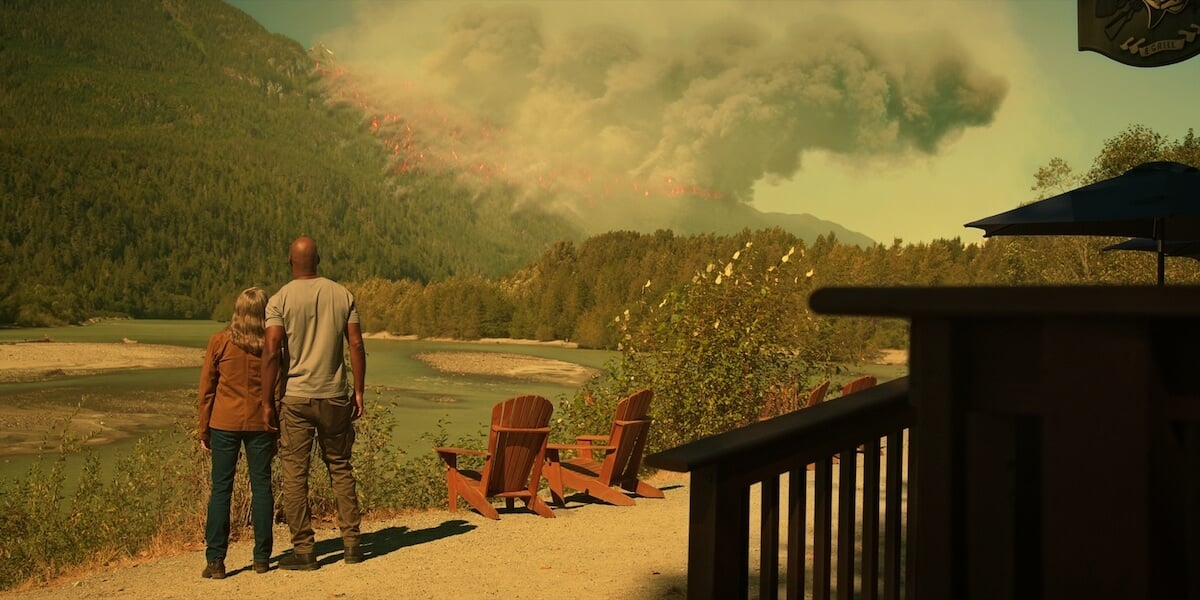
551,376,628,445
557,242,836,454
395,418,489,512
347,395,486,513
0,416,208,591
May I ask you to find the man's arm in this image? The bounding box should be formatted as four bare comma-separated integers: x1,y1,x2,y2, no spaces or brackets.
261,325,285,431
345,321,366,419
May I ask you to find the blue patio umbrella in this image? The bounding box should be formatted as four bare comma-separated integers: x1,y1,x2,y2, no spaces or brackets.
965,161,1200,285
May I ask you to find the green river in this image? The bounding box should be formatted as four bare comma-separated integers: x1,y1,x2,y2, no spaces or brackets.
0,320,614,484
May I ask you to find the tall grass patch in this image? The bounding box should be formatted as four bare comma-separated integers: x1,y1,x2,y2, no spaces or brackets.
0,397,484,592
0,417,208,590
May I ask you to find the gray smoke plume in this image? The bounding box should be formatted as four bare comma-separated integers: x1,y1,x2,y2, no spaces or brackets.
321,1,1007,210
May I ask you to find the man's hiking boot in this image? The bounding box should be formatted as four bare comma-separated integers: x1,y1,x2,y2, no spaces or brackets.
252,560,271,574
343,544,364,564
279,552,318,571
201,559,226,579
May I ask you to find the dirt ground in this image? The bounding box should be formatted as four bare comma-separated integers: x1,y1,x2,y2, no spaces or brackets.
873,348,908,365
0,459,897,600
1,470,694,600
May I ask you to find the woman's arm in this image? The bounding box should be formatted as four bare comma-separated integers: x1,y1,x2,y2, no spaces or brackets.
197,333,224,450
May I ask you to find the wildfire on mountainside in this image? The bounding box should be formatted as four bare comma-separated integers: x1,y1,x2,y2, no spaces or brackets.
315,58,724,205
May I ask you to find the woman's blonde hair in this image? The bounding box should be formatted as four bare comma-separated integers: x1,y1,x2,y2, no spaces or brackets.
228,287,268,356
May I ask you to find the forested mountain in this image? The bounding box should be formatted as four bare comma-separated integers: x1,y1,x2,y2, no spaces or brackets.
4,1,1194,335
0,0,876,326
0,0,577,324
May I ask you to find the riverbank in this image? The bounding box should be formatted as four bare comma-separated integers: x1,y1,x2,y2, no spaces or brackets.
363,332,580,348
0,342,203,384
0,340,601,457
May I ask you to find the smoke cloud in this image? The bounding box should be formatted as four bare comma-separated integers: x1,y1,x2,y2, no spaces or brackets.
319,1,1007,213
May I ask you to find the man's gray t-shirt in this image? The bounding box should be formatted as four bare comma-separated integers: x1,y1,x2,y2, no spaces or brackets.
265,277,360,398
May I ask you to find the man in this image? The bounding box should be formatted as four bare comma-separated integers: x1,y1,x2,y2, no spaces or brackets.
262,236,367,570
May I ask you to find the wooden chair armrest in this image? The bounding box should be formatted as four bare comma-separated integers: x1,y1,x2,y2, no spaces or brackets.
435,446,487,469
434,446,487,456
613,418,651,426
493,426,551,434
548,443,616,451
547,442,616,462
575,435,609,443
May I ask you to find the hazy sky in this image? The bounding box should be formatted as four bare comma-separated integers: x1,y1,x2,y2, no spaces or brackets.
227,0,1200,244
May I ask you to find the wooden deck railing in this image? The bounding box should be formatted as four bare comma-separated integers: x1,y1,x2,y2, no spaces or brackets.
645,377,914,600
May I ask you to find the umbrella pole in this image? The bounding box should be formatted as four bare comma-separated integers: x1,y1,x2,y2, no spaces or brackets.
1155,219,1165,286
1157,240,1165,286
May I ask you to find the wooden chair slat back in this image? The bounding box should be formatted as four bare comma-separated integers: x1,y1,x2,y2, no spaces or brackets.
598,389,654,483
840,375,877,397
806,379,831,408
613,388,653,422
482,394,553,494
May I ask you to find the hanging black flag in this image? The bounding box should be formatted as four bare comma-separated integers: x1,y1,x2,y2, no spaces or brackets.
1078,0,1200,67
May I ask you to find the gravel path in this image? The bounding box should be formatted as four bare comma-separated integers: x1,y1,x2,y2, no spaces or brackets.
3,473,692,600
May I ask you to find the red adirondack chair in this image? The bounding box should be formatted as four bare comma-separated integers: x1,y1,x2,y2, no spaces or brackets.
544,389,663,507
435,394,555,519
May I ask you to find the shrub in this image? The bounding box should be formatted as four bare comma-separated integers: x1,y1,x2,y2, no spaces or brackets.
348,395,486,513
0,416,208,591
558,242,834,454
394,418,488,512
551,375,628,445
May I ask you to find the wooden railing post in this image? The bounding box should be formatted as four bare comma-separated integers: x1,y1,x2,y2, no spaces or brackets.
687,462,750,599
813,457,833,600
646,378,912,600
862,438,882,599
787,468,808,599
760,475,780,599
837,444,858,600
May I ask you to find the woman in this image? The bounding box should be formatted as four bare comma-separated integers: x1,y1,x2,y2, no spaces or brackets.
197,287,276,579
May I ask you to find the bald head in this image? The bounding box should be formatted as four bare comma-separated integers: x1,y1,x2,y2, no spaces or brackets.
288,236,320,278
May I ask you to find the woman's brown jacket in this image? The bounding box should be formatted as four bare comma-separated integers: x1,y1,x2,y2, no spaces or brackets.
197,330,271,441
